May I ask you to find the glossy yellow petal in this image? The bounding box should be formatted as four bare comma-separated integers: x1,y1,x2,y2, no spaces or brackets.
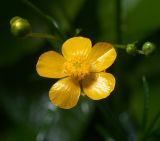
82,72,115,100
49,77,80,109
36,51,67,78
88,42,117,72
62,36,92,60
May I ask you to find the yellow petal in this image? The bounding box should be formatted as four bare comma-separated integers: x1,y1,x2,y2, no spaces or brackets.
49,77,80,109
82,72,115,100
36,51,67,78
88,42,117,72
62,36,92,60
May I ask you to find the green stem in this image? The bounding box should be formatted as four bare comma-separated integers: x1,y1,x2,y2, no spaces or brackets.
23,0,66,40
140,111,160,141
139,76,160,141
113,44,126,49
142,76,150,130
27,33,56,40
137,50,145,55
116,0,122,43
148,111,160,134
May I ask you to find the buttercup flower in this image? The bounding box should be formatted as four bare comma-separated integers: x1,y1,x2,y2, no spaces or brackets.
36,37,117,109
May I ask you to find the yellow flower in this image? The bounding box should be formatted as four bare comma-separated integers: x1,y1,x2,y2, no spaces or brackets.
36,37,117,109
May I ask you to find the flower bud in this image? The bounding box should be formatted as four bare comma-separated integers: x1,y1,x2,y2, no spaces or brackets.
142,42,155,56
126,43,137,55
10,16,32,37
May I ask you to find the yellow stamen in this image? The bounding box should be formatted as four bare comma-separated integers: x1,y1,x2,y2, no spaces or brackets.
64,56,91,80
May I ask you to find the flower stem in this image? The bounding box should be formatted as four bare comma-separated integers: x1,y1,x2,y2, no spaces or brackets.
142,76,150,130
23,0,66,40
113,44,126,49
27,33,56,40
137,50,145,55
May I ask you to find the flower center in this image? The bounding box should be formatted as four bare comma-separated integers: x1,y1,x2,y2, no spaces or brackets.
64,56,91,80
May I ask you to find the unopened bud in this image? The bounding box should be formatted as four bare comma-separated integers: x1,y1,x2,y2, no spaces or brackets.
126,44,137,55
10,16,32,37
142,42,155,56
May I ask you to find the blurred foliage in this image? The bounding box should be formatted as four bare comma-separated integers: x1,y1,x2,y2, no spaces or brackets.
0,0,160,141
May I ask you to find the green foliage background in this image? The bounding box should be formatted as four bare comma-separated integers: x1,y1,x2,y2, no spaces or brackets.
0,0,160,141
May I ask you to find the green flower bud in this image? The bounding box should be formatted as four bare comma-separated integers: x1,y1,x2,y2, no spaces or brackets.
142,42,155,56
10,16,32,37
126,43,137,55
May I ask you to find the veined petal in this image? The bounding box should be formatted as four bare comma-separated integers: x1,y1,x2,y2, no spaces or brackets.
88,42,117,72
62,37,92,60
82,72,115,100
49,77,80,109
36,51,67,78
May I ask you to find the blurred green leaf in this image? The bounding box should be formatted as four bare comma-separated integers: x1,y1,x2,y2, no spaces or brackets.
97,0,117,42
98,0,160,42
30,0,85,32
122,0,160,41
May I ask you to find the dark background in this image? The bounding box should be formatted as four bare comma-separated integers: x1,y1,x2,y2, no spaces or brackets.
0,0,160,141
